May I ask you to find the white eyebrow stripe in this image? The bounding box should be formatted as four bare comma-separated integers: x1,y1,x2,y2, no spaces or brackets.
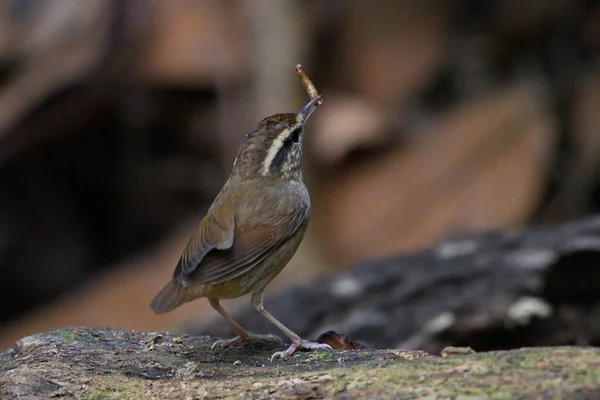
261,115,303,176
261,127,291,176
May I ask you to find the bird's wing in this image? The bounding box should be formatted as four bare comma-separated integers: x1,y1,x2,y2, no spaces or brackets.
174,199,308,286
177,213,236,276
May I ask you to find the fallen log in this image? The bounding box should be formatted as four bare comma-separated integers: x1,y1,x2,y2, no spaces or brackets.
184,216,600,354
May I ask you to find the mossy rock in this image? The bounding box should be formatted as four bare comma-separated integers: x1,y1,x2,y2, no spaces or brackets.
1,327,600,399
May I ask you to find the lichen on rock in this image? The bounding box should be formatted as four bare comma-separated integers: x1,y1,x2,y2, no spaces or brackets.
1,327,599,399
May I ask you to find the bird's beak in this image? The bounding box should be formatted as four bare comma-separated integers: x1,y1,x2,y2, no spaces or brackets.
298,95,323,123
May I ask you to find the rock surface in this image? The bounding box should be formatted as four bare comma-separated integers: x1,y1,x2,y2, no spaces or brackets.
1,327,600,399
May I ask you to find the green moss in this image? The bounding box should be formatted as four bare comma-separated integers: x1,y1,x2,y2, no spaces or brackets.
58,331,77,341
3,327,599,399
43,343,600,398
229,347,600,399
79,376,148,400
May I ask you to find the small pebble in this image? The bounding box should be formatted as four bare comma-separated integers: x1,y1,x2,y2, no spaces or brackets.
441,346,476,357
151,334,163,343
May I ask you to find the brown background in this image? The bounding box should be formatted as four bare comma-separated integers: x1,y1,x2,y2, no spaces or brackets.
0,0,599,351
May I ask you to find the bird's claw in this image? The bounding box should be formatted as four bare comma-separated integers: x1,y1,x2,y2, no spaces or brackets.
270,340,332,362
211,337,237,350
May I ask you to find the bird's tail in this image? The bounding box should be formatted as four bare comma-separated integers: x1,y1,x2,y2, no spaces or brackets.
150,281,188,314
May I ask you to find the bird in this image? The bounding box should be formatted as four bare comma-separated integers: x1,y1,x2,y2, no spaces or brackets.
149,65,331,361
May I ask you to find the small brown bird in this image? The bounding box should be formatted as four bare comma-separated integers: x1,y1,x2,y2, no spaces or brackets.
150,65,331,360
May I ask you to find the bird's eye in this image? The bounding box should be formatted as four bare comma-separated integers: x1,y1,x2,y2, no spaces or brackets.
290,128,301,143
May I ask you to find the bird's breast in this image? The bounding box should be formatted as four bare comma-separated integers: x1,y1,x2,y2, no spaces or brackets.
234,180,310,226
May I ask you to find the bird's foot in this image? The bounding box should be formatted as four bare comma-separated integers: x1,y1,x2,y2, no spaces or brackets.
270,339,332,361
211,332,282,350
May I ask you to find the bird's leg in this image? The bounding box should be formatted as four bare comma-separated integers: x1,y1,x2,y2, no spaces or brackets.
208,298,282,349
250,292,331,361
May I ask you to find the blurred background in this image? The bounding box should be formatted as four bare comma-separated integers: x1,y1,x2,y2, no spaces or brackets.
0,0,599,351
